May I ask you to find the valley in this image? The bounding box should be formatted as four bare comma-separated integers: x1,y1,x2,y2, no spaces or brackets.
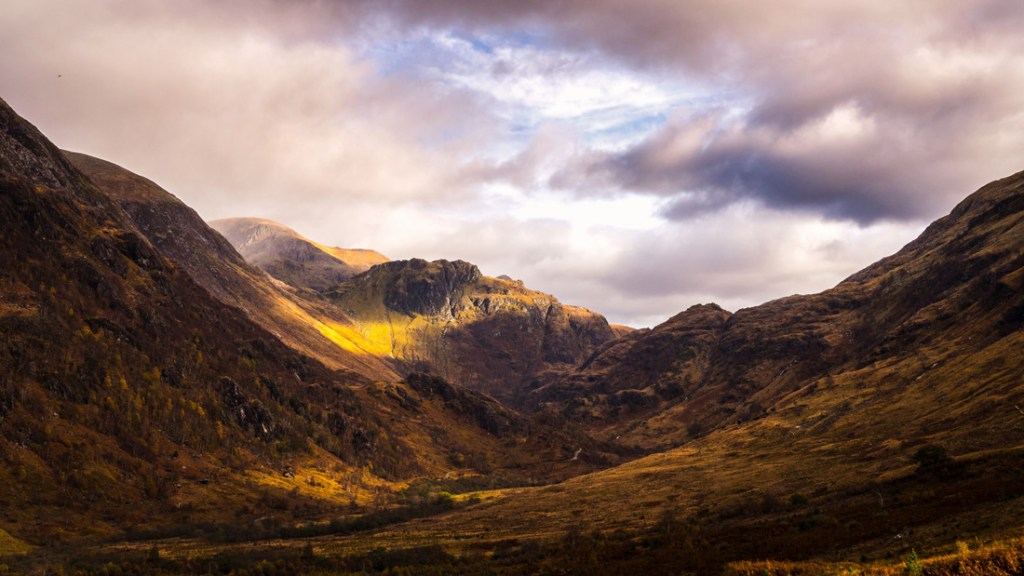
1,93,1023,575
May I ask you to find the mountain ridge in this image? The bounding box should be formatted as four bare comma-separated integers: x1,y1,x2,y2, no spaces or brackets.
212,218,621,407
65,151,402,380
327,255,618,406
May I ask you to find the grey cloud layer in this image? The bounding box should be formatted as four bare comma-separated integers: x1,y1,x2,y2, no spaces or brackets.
372,0,1024,223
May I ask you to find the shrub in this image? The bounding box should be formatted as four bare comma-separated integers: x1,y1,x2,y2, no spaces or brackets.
905,549,922,576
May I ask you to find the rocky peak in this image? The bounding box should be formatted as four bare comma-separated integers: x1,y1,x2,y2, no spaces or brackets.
378,258,483,318
0,97,85,193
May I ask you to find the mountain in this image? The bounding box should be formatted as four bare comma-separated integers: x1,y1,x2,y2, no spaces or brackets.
327,257,618,406
535,168,1024,453
64,152,399,380
0,97,616,546
209,217,388,293
213,219,621,407
4,88,1024,574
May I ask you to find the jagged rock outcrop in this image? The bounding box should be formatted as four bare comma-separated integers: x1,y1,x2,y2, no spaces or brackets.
380,258,482,318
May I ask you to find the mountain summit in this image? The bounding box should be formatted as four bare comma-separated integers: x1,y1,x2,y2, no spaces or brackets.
210,217,388,293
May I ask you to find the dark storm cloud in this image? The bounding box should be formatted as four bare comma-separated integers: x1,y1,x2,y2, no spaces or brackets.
551,105,978,224
364,0,1024,223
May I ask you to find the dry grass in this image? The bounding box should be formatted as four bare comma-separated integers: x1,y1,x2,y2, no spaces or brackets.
0,528,33,556
727,536,1024,575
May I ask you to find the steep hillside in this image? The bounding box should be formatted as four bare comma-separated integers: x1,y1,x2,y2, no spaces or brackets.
0,98,614,547
64,152,399,381
529,303,731,441
534,171,1024,451
210,217,388,293
211,219,620,406
329,258,617,406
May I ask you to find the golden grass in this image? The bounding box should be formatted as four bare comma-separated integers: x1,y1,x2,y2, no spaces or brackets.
244,461,402,508
726,536,1024,575
0,528,33,556
311,242,388,269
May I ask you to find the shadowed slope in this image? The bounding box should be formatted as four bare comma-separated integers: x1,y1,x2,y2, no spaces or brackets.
65,152,399,380
535,170,1024,451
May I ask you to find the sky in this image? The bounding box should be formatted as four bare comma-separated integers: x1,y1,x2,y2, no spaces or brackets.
2,0,1023,327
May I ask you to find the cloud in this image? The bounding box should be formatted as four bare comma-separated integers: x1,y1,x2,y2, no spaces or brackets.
3,0,1022,327
366,0,1024,223
0,0,498,220
549,104,952,223
529,207,926,325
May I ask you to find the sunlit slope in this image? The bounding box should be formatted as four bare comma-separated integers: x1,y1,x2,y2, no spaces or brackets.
212,218,621,407
66,152,399,380
210,217,388,293
329,258,617,406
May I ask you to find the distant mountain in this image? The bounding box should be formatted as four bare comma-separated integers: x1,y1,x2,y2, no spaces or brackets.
328,258,618,406
214,218,622,407
210,217,388,293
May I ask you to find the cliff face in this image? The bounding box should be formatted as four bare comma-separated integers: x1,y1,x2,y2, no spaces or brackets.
330,258,617,406
379,259,482,318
